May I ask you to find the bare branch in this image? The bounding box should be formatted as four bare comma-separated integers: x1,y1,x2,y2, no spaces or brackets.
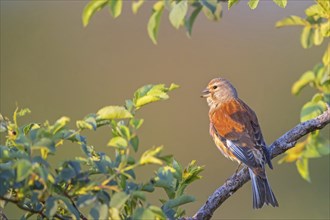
189,107,330,220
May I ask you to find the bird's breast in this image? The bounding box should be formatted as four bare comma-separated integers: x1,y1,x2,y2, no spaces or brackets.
209,124,241,164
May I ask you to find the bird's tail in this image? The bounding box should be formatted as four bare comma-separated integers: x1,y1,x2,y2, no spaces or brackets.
248,168,279,209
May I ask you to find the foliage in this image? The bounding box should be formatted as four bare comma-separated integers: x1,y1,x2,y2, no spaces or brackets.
82,0,288,44
276,0,329,182
0,84,204,219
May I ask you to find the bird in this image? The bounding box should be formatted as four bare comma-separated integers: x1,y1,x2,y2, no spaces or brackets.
201,77,278,209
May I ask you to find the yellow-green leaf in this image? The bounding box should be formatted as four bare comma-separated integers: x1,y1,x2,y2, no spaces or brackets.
169,83,180,91
273,0,287,8
300,99,327,122
301,26,314,49
133,84,170,109
82,0,108,27
16,159,32,182
107,136,128,148
316,0,330,14
323,45,330,66
110,192,130,209
276,16,308,27
147,1,164,44
291,71,315,95
248,0,259,10
132,0,144,14
313,28,323,46
169,0,188,29
51,116,70,134
96,106,133,120
76,120,93,130
140,146,163,165
109,0,122,18
228,0,239,9
320,21,330,37
296,158,310,182
305,4,328,17
278,141,305,164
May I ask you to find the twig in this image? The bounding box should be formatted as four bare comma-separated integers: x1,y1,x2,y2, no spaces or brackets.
0,196,65,220
189,107,330,220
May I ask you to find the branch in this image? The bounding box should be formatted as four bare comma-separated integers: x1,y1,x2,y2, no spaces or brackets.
0,195,65,220
189,107,330,220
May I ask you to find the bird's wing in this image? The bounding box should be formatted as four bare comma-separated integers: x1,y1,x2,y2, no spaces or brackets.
211,99,265,170
240,100,273,169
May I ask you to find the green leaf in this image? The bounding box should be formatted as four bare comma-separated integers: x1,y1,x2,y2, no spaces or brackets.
323,45,330,66
109,0,122,18
300,99,328,122
22,123,39,135
133,84,169,108
273,0,287,8
58,196,80,219
296,158,310,182
97,106,133,120
301,26,314,49
169,0,188,29
291,71,315,95
228,0,240,9
118,125,131,139
45,197,58,219
185,6,202,37
140,146,163,165
163,195,195,209
276,16,307,27
32,138,56,154
132,0,144,14
16,159,32,182
110,192,130,209
77,195,96,208
130,135,139,152
248,0,259,10
89,203,108,220
133,206,166,220
316,136,330,155
304,142,322,158
147,1,164,44
82,0,108,27
108,136,128,148
202,0,222,21
130,118,144,129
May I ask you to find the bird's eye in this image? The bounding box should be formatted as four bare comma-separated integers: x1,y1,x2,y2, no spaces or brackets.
212,86,218,89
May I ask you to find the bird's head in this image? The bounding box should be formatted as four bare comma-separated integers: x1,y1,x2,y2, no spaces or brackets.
201,77,238,107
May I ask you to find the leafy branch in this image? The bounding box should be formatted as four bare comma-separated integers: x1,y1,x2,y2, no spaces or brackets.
82,0,288,44
276,0,329,181
0,83,203,219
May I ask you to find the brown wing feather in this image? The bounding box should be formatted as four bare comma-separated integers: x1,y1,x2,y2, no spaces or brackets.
210,99,266,174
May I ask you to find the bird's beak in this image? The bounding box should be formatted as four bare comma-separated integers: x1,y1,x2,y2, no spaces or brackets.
201,88,210,98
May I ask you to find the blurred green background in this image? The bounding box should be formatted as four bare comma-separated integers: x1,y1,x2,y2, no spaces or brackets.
1,1,329,219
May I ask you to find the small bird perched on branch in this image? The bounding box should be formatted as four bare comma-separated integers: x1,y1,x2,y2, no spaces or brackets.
201,77,278,209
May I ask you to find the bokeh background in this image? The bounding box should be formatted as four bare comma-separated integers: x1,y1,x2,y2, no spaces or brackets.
1,0,329,219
